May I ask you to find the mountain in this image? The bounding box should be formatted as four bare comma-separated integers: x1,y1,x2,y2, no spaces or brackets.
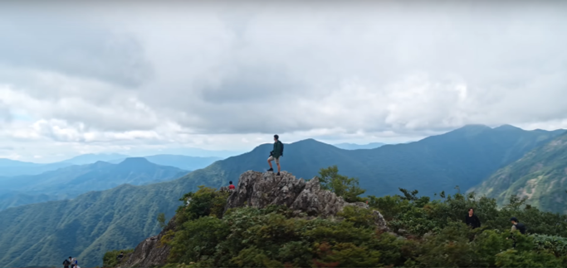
0,158,188,211
0,154,220,178
61,153,130,165
471,131,567,214
0,159,71,177
212,124,564,197
0,125,564,267
142,155,220,171
333,142,385,150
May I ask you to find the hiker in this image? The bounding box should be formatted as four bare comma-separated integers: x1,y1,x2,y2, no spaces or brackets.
117,251,124,262
510,217,526,234
70,257,77,268
228,181,235,191
507,217,527,248
63,257,72,268
268,134,284,175
465,208,481,229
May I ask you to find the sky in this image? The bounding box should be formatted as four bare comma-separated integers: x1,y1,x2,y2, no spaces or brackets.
1,1,567,163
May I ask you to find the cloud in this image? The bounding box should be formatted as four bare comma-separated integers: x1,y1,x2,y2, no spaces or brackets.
0,1,566,161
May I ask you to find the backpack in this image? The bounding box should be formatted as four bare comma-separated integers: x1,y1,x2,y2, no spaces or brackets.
63,259,71,265
516,222,527,234
281,142,284,156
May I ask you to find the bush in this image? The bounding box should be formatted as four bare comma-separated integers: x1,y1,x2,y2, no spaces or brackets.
102,249,133,268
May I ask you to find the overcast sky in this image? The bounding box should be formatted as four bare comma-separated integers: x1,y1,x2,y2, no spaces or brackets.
1,1,566,162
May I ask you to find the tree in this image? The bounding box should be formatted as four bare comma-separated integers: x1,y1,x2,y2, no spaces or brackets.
317,166,365,202
157,212,166,228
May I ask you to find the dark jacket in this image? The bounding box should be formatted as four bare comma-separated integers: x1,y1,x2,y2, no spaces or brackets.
271,140,283,158
465,214,481,229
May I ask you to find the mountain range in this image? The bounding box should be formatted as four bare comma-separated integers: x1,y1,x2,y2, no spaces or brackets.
472,131,567,214
0,125,564,267
0,158,188,211
333,142,385,150
0,154,221,177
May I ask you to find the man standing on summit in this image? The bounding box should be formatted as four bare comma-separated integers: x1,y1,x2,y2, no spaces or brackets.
268,134,283,175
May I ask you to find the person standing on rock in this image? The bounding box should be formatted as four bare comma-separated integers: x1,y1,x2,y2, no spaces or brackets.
229,181,236,191
268,134,284,176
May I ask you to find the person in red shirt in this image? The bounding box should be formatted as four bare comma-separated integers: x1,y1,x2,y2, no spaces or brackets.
228,181,235,191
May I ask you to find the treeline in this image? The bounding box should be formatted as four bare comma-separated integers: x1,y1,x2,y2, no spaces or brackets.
108,167,567,267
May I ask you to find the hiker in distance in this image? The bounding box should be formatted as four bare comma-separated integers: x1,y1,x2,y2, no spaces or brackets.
268,134,284,176
465,208,481,229
507,217,527,247
63,257,72,268
509,217,526,234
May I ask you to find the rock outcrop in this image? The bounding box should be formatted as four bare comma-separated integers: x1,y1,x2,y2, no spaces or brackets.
118,215,177,268
120,171,388,267
225,171,388,229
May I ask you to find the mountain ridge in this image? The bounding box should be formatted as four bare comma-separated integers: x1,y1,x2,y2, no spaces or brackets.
0,125,565,267
471,131,567,213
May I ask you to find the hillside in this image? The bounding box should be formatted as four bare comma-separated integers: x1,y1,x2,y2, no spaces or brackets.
472,131,567,213
0,158,188,211
112,171,567,268
0,125,564,267
142,155,221,171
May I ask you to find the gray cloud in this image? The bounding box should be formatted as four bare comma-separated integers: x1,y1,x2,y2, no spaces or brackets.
0,12,153,89
0,1,567,161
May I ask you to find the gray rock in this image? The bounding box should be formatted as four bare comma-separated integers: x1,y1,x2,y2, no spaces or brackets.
118,215,176,268
225,171,389,230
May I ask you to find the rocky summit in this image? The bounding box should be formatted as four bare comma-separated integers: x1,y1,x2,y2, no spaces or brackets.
120,171,388,268
224,171,388,229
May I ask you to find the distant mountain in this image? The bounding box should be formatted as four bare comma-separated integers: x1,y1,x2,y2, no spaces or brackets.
0,153,219,177
0,159,71,177
61,153,130,165
0,158,39,168
0,158,188,211
142,155,220,170
0,125,564,267
333,142,385,150
471,131,567,214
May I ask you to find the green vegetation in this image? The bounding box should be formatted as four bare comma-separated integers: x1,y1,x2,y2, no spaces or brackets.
473,131,567,213
0,164,226,268
317,165,365,202
118,185,567,267
158,212,167,228
102,249,134,268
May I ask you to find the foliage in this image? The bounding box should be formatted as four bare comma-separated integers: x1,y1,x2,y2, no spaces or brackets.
102,249,133,268
317,166,365,202
156,186,567,268
176,186,230,224
157,212,167,228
